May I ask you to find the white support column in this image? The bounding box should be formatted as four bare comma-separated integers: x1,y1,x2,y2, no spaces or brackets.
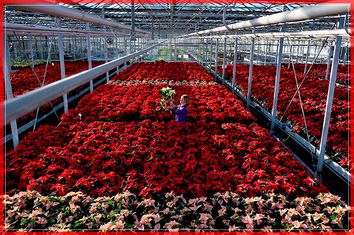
209,39,213,68
200,39,202,63
325,43,334,80
124,37,127,56
270,37,284,131
116,37,120,73
204,39,207,65
104,32,109,82
129,39,132,54
313,45,318,63
203,39,207,65
86,23,93,93
288,44,293,68
34,38,38,60
232,38,238,88
73,37,77,60
5,36,19,148
264,40,268,65
222,37,227,82
102,7,109,82
40,38,44,59
29,36,34,68
57,19,68,114
246,38,255,108
205,39,209,66
78,37,81,59
295,42,300,64
215,38,219,73
174,38,177,61
13,39,18,59
342,46,347,64
304,39,311,74
316,17,344,174
298,44,303,64
257,41,261,63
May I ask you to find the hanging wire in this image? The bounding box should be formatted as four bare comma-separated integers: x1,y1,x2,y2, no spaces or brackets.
12,33,60,130
278,35,331,169
33,36,60,131
284,37,317,167
279,37,330,123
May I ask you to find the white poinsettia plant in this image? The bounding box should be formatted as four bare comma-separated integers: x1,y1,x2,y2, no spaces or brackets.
159,87,176,110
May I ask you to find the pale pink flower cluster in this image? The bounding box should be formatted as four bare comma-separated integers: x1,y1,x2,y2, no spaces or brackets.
4,190,350,232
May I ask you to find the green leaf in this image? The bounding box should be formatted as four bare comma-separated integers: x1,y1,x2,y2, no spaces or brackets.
107,200,114,207
48,197,61,202
73,221,84,229
20,218,30,227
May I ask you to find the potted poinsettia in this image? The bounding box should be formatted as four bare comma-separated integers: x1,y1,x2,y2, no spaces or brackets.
160,87,176,111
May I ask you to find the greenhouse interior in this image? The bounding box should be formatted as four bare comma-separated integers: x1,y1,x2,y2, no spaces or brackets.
3,0,352,232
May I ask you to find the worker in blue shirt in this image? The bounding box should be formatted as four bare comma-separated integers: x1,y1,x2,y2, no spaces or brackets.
164,94,190,122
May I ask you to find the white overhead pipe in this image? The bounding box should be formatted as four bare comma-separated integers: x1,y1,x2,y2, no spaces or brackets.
5,23,129,37
186,4,349,36
189,29,350,39
10,4,150,35
5,41,165,124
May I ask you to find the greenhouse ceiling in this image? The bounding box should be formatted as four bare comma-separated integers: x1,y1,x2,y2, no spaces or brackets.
5,1,346,38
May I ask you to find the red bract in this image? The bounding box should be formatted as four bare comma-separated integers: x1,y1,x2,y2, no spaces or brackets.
7,120,327,198
9,61,103,125
111,61,214,82
60,84,256,125
219,64,349,168
10,61,103,97
6,62,328,199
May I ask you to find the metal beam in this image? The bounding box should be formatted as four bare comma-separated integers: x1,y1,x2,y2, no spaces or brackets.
214,38,219,73
102,8,109,82
263,40,268,65
189,29,350,39
29,36,34,68
316,17,345,174
304,39,311,73
288,45,293,68
5,41,165,124
271,37,284,131
222,37,227,83
186,4,349,36
86,23,93,93
325,44,334,80
209,38,213,67
246,38,255,108
5,23,129,37
56,19,68,114
4,36,19,148
10,4,150,35
232,38,237,88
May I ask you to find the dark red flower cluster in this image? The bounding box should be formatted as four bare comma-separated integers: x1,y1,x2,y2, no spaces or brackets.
111,61,214,82
61,84,256,124
219,64,349,168
6,62,327,200
10,61,103,97
9,61,103,125
292,64,350,86
6,119,326,198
